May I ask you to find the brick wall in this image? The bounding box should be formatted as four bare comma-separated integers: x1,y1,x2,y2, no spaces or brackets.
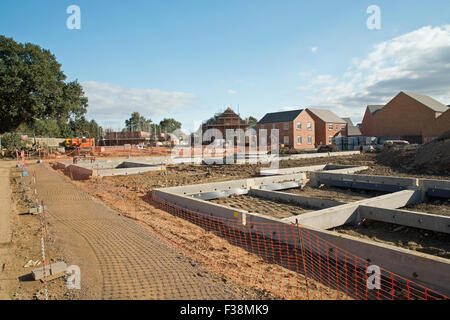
422,109,450,141
256,111,316,150
361,108,375,136
292,111,315,149
306,111,346,146
373,92,439,137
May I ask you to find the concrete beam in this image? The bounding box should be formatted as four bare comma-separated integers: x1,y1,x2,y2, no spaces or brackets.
152,190,248,232
282,189,423,229
153,181,449,295
242,212,450,296
311,171,419,192
323,166,369,174
260,165,326,176
358,205,450,234
159,173,306,196
279,151,361,161
95,166,165,177
32,262,67,280
248,188,345,209
420,179,450,199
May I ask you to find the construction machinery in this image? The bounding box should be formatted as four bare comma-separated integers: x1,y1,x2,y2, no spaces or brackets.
65,137,95,155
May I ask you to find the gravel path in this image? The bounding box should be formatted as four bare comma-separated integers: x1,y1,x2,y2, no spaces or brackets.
33,164,244,300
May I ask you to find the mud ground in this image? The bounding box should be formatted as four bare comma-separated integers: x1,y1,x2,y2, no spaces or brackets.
42,152,450,299
72,169,340,300
333,220,450,260
2,166,70,300
404,200,450,217
284,186,386,202
211,194,313,219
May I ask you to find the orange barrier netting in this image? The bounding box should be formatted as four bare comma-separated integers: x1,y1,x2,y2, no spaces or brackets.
151,194,448,300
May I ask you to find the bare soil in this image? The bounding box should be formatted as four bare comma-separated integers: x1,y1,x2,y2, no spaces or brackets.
333,220,450,260
211,194,313,219
72,169,341,299
44,152,450,298
2,166,70,300
284,186,385,202
403,200,450,217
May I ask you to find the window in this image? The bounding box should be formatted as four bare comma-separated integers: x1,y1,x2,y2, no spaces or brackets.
307,122,312,131
272,123,277,129
329,136,333,144
328,124,333,130
297,136,302,145
336,124,339,130
283,136,289,145
283,123,289,131
260,125,266,130
296,122,302,130
341,124,346,130
307,136,312,144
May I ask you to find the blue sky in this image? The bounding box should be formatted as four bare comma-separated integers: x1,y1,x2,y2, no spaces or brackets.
1,0,449,131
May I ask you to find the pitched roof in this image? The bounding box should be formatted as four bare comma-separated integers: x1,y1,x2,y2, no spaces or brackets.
307,108,346,124
367,105,384,115
347,126,362,136
403,92,449,113
258,109,304,124
342,118,354,126
342,118,361,136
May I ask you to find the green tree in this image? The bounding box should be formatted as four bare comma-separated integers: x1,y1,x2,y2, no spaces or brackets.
1,132,26,150
69,117,101,139
125,112,152,131
0,36,88,134
159,118,182,133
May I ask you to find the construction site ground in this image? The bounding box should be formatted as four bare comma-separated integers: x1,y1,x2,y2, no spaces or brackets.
3,151,449,300
69,153,449,268
3,163,281,300
211,194,313,219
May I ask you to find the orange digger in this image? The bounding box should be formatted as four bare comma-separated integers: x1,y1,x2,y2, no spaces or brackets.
65,137,95,154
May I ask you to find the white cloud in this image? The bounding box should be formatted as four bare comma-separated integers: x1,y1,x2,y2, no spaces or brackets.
310,47,318,53
280,106,300,111
81,81,197,127
299,25,450,122
227,89,238,95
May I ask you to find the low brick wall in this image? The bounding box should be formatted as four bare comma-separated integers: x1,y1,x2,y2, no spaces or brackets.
63,165,94,181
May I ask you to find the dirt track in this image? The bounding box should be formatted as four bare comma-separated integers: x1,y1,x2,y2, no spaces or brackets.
30,164,254,299
0,161,13,299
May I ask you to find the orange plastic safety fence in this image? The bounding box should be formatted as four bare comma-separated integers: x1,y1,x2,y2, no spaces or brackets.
151,194,448,301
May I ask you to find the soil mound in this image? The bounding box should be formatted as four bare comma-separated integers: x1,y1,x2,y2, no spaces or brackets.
376,132,450,175
413,133,450,174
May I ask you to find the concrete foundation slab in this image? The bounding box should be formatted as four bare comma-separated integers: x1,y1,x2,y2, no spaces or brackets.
282,189,423,229
358,205,450,234
311,172,419,192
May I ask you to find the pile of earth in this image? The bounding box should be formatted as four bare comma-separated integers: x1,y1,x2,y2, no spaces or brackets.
376,131,450,176
413,132,450,174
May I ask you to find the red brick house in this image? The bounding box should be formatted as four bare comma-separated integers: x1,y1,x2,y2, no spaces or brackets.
306,109,347,146
371,92,449,142
360,105,384,136
422,108,450,143
256,109,316,150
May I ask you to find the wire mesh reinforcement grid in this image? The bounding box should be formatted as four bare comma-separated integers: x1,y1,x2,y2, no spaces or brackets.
151,194,448,300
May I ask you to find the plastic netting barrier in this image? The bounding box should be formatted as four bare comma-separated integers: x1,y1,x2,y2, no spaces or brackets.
152,194,448,300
